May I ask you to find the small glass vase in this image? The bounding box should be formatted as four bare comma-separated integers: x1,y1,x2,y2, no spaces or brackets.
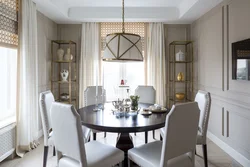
131,101,138,111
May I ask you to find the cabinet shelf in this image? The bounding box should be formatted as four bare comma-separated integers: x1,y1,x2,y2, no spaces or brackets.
167,41,194,108
169,80,191,83
53,60,76,63
56,98,77,103
52,80,77,84
169,61,192,63
51,40,79,109
169,98,192,103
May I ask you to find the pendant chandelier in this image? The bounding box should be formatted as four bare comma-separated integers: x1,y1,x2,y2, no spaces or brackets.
102,0,143,62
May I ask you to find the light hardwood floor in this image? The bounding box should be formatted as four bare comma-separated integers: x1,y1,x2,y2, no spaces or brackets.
0,130,243,167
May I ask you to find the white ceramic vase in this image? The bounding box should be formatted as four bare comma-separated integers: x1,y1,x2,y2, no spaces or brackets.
60,69,69,82
175,50,185,61
64,48,73,61
57,48,64,61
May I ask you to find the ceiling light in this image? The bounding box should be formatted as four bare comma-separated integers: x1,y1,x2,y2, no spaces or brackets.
102,0,143,62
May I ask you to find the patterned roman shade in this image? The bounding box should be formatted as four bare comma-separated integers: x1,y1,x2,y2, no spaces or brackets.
101,22,145,54
0,0,18,47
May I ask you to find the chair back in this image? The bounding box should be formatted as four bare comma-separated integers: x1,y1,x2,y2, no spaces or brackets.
39,90,55,145
135,86,156,104
84,86,106,106
160,102,200,167
194,90,211,137
50,102,87,166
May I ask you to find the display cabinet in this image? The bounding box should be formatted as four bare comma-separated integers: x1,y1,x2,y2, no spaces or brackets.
51,40,78,108
167,41,194,108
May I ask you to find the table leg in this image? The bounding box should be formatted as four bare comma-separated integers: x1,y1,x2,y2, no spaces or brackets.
116,133,134,167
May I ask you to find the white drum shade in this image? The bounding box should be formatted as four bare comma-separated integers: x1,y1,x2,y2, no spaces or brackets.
103,33,143,62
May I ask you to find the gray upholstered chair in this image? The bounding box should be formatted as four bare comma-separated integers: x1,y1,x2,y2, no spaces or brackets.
160,90,211,167
128,102,200,167
50,102,124,167
194,90,211,167
39,90,56,167
84,86,106,140
39,91,91,167
134,86,156,143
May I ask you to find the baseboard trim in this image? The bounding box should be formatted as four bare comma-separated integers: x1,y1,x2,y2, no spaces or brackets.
207,131,250,167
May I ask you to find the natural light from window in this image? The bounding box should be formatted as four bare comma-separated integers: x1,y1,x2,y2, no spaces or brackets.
0,47,17,122
101,22,146,101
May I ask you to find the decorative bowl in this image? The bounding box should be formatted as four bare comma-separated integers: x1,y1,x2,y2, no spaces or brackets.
175,93,185,100
60,93,69,101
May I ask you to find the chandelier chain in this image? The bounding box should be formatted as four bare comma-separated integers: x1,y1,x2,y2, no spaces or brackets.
122,0,125,33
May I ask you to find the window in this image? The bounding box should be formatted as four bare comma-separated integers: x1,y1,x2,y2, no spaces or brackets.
101,23,146,101
0,0,18,124
0,47,17,121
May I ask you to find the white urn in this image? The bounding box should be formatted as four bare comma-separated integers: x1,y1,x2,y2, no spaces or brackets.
57,48,64,61
64,48,73,61
60,69,69,82
175,50,185,61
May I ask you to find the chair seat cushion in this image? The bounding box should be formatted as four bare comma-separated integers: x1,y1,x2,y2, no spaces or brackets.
85,141,124,167
128,141,193,167
59,141,124,167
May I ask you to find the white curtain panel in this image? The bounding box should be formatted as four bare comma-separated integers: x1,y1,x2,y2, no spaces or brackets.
146,23,166,106
79,23,100,107
16,0,39,157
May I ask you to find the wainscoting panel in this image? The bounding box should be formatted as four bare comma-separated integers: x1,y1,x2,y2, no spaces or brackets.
191,0,250,165
226,109,250,160
208,102,224,138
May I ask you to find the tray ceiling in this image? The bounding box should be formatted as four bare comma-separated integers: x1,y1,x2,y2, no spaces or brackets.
33,0,223,24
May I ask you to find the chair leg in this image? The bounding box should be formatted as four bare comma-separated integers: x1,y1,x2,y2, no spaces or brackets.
53,146,56,156
202,144,208,167
93,132,97,140
160,134,163,141
104,132,107,138
152,130,155,139
43,146,49,167
145,131,148,144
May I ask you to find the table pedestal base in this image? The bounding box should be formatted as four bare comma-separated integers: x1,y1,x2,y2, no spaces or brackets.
116,133,134,167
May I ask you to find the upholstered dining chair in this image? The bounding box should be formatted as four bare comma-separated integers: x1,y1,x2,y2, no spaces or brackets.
84,86,106,140
194,90,211,167
39,91,91,167
50,102,124,167
160,90,211,167
128,102,200,167
39,90,56,167
135,85,156,143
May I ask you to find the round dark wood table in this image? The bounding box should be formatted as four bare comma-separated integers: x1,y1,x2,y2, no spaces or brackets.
78,103,168,167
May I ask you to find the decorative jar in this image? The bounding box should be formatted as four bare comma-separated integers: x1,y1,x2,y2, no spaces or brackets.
64,48,73,61
57,48,64,61
175,50,185,61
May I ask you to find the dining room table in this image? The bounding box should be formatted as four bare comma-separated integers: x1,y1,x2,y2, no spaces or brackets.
78,102,169,167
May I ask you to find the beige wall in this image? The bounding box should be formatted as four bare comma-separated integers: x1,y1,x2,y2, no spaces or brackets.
37,11,57,135
191,0,250,166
